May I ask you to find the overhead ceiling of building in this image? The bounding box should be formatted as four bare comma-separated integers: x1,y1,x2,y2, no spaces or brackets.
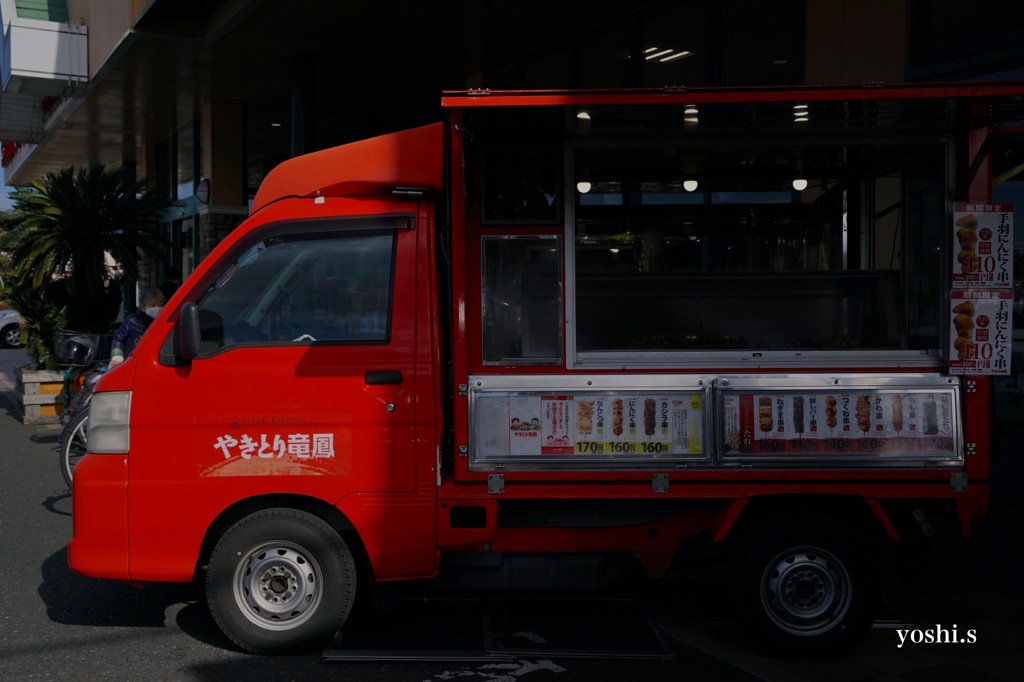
10,0,657,183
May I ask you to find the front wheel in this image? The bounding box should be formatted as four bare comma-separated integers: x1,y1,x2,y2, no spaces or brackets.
731,519,877,658
59,411,89,489
206,509,357,654
1,323,20,348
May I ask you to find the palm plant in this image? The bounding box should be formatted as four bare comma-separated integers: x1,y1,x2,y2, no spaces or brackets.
0,164,168,365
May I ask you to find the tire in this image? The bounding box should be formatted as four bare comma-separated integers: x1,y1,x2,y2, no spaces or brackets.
731,518,877,658
59,411,89,489
206,509,357,654
1,323,20,348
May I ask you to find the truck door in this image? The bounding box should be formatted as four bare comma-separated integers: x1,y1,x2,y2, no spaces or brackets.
126,198,435,579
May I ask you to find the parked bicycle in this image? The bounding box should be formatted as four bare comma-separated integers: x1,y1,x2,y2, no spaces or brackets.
56,332,111,489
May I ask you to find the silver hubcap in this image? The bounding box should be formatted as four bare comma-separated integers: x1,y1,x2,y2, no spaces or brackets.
233,541,323,630
761,546,851,636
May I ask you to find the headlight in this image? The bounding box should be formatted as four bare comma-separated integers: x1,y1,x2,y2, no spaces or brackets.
89,391,132,454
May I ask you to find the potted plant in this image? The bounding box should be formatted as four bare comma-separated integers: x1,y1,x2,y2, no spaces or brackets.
0,164,168,422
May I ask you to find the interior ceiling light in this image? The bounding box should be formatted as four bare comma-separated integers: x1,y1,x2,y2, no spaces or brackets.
577,111,591,120
660,50,692,63
645,48,674,60
644,46,693,63
683,179,698,192
577,181,592,194
792,178,808,191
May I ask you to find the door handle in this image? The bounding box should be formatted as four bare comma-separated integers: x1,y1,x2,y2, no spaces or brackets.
365,370,402,385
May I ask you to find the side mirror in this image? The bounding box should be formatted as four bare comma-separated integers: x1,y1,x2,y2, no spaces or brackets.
178,302,202,360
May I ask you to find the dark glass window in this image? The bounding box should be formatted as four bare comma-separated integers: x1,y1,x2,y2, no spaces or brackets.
482,236,563,364
571,112,947,356
909,0,1024,78
195,221,398,352
721,0,804,85
579,24,633,89
642,0,707,87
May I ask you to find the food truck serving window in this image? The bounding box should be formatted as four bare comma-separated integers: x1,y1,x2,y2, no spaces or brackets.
564,102,958,367
571,141,933,360
457,85,1024,369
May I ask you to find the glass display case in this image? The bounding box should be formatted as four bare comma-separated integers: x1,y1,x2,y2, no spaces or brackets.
481,236,563,364
575,271,904,352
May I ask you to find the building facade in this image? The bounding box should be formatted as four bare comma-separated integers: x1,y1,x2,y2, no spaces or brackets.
2,0,1024,282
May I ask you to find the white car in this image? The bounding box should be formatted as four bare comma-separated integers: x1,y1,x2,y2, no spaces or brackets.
0,309,23,348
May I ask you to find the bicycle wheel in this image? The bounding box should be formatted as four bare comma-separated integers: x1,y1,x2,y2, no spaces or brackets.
60,410,89,489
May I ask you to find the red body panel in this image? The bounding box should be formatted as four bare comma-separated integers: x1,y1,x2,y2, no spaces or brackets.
251,123,444,213
68,453,130,578
72,190,444,582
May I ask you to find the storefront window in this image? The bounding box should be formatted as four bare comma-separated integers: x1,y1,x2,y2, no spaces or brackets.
578,24,632,89
641,0,706,88
176,121,197,201
720,0,804,85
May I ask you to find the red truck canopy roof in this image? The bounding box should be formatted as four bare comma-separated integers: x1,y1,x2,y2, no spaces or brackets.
442,82,1024,133
250,121,444,214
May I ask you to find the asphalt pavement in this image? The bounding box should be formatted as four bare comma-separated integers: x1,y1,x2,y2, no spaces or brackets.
0,346,1021,681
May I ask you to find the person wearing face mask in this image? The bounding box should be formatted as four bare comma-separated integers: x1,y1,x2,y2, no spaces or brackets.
108,287,167,368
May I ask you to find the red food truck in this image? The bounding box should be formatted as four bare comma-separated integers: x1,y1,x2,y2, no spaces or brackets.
69,83,1023,656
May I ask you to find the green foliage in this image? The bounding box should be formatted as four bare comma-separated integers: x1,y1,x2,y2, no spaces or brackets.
0,164,169,367
2,283,67,369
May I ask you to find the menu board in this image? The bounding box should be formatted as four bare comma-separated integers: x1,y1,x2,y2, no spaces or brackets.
721,390,957,458
476,392,707,462
951,203,1013,289
948,289,1013,375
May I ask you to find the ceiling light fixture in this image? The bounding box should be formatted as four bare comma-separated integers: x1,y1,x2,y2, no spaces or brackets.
683,179,698,192
660,50,692,63
792,178,808,191
645,49,674,60
577,181,592,194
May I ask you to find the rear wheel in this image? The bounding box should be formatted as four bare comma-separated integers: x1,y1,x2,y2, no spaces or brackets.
206,509,357,654
59,411,89,489
731,519,877,658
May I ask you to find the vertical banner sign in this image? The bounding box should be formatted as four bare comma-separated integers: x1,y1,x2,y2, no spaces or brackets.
950,204,1014,376
948,290,1013,375
951,204,1013,289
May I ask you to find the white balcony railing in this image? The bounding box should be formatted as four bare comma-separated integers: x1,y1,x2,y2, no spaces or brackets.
0,0,87,142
